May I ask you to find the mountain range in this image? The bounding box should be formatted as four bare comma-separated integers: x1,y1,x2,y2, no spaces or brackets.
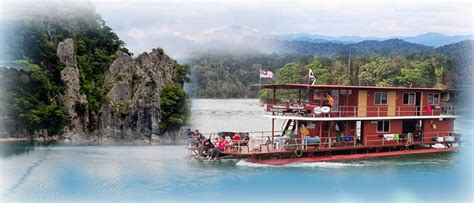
166,25,472,59
220,25,473,47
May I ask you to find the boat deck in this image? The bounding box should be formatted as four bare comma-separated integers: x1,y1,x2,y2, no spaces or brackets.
220,141,450,157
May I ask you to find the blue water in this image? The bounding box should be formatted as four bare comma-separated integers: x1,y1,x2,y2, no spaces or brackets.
0,144,472,202
1,99,473,202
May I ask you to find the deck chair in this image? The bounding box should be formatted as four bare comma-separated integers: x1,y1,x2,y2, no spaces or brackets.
259,137,272,152
235,137,250,153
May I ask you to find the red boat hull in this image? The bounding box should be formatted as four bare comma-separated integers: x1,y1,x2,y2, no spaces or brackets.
250,147,457,165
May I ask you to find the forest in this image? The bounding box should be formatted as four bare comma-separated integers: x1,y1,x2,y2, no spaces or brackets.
187,40,473,101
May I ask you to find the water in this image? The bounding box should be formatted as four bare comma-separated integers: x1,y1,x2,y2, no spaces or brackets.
190,99,284,134
1,99,473,202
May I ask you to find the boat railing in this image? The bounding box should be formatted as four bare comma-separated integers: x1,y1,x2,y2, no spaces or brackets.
225,131,457,154
265,104,455,118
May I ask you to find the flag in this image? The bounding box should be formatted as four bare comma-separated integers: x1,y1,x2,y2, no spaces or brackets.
260,70,273,78
308,68,315,85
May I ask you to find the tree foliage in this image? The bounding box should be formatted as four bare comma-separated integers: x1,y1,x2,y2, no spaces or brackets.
159,84,189,133
189,40,472,100
0,3,129,135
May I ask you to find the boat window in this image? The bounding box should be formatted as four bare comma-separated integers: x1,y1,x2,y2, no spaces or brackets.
340,90,352,95
377,120,390,133
374,92,387,105
403,93,416,105
427,93,440,105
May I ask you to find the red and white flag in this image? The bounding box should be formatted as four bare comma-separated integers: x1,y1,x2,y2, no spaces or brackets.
260,70,273,78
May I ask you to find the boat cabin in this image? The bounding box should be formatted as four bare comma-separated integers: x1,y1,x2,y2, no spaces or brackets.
214,84,457,164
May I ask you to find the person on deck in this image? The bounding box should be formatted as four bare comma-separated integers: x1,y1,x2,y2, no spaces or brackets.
300,124,309,139
232,133,241,145
187,128,194,138
187,128,195,148
327,93,334,107
209,137,229,161
204,137,217,159
194,130,205,157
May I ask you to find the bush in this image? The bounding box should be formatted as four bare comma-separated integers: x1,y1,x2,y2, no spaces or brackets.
159,84,189,133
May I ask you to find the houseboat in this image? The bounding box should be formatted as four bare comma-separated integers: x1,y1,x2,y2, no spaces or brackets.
192,84,458,165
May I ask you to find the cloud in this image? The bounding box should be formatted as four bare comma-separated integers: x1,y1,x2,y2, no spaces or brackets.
90,1,472,56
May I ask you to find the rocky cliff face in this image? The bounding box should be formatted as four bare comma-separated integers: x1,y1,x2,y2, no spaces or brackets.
58,38,180,143
99,49,176,143
58,39,89,136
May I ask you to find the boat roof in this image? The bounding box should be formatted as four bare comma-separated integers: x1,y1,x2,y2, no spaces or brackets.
258,83,450,91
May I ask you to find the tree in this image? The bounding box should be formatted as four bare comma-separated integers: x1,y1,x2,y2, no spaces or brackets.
304,60,331,84
159,84,189,133
398,60,436,88
358,57,401,86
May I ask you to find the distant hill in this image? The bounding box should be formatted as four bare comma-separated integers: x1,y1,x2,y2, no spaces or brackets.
435,40,474,86
402,33,473,47
271,38,433,56
274,31,472,47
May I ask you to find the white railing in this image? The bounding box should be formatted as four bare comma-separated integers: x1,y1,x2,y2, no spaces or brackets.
265,104,455,118
213,131,458,154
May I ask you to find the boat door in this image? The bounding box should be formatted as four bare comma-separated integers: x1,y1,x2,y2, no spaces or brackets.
415,92,422,116
356,121,363,145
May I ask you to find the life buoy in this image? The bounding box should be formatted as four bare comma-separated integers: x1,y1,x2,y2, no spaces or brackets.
321,106,331,113
294,149,303,157
314,106,322,114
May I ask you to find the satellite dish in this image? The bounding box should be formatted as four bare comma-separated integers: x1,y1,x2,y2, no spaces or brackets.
321,106,331,113
314,106,322,114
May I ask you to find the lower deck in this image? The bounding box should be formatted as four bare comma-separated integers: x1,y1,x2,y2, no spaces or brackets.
220,140,456,158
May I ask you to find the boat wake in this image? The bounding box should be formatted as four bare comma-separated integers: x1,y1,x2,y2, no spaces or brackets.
235,160,363,168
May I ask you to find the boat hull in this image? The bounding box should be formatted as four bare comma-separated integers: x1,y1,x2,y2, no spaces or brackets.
249,147,457,165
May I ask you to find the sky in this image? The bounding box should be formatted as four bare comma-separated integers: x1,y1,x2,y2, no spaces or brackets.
2,0,472,57
90,0,473,56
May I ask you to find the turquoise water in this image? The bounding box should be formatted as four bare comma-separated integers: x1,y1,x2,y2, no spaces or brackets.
0,145,472,202
1,99,473,202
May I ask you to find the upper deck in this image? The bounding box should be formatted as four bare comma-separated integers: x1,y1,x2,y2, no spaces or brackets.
261,84,455,120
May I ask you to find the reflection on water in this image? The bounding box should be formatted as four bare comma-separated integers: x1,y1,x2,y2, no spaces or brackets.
0,99,472,202
0,141,52,158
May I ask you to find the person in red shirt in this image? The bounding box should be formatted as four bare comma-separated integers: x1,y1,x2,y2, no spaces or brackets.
208,137,228,160
232,133,241,145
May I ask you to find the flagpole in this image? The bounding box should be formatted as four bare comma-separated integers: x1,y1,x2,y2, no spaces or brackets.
308,68,310,87
259,67,262,86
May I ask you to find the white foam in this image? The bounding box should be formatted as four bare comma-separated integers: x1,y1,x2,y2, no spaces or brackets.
235,160,363,168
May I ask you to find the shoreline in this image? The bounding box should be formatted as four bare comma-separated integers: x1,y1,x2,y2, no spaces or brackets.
0,137,59,143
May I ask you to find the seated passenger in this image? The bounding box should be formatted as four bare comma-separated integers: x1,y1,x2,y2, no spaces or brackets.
204,137,217,159
232,133,241,145
209,137,229,161
194,130,205,158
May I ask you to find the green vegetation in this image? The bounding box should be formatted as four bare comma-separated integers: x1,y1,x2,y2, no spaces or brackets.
0,4,189,137
189,52,309,98
159,84,189,133
188,40,472,103
0,61,67,135
258,55,456,102
0,5,127,135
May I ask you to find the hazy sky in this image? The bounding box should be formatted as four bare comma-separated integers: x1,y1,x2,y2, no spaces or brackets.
91,0,473,55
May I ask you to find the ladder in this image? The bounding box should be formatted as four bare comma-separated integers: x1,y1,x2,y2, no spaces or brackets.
282,119,296,136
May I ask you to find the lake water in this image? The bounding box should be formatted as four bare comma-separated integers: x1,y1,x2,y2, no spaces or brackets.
1,99,473,202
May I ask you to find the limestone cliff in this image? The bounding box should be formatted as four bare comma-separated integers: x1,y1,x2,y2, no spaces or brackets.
99,49,176,143
58,39,89,136
58,38,182,143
